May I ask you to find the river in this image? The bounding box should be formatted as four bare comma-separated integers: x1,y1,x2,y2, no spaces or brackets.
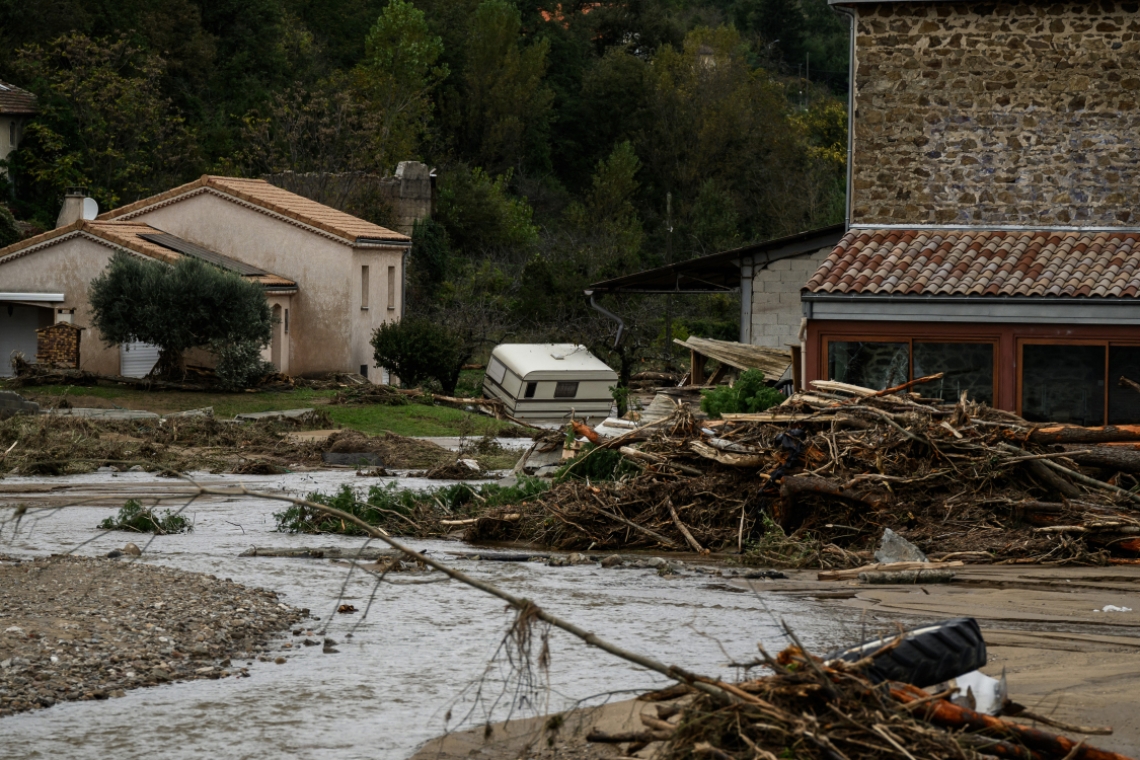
0,470,854,760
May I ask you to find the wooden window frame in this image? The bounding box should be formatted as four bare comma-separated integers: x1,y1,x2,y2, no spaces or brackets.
1016,338,1140,424
822,335,1000,402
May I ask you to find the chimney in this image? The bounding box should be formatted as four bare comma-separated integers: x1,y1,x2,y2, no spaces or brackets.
55,188,86,229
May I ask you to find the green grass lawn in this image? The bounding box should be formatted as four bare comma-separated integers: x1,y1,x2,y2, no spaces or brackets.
5,380,514,438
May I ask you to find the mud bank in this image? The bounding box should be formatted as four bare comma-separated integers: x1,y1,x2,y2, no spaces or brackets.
0,554,306,717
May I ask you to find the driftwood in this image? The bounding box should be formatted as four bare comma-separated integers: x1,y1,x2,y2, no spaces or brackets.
857,569,956,584
1029,425,1140,445
819,561,964,581
1065,446,1140,475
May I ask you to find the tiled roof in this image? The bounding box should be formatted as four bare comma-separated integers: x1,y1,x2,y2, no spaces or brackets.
100,175,410,245
0,220,296,289
805,228,1140,299
0,81,37,114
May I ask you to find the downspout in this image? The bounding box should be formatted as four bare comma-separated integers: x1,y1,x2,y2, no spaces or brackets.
586,291,625,348
834,2,856,229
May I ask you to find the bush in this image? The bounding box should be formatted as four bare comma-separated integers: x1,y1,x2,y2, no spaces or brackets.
700,369,784,418
0,206,21,248
98,499,192,534
371,317,470,394
554,443,638,482
211,337,274,390
273,477,549,535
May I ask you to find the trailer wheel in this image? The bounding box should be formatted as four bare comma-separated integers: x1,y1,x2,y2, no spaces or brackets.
825,617,986,688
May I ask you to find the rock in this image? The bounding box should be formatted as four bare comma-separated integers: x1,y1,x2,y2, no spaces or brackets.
874,528,927,564
600,554,623,568
122,543,141,557
274,657,286,665
533,465,561,478
106,550,123,559
647,557,666,568
0,390,40,419
127,465,144,473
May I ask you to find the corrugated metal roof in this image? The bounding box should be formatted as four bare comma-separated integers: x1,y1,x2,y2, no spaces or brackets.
0,81,37,115
805,228,1140,299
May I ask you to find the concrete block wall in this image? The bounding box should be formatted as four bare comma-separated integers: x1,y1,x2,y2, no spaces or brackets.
750,246,832,349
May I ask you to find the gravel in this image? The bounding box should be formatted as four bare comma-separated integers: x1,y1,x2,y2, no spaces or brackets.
0,554,307,717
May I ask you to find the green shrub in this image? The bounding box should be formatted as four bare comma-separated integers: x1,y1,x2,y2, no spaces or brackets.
371,317,470,394
273,477,549,534
211,337,274,390
554,443,638,482
98,499,192,534
700,369,784,418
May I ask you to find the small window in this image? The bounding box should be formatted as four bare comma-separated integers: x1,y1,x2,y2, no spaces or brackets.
8,121,15,148
361,266,370,309
524,382,537,398
284,308,290,334
487,358,507,384
554,381,579,398
387,265,396,310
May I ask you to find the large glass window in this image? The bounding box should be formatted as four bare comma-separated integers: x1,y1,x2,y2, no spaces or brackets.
828,341,909,390
913,343,994,404
1108,346,1140,425
1021,344,1106,425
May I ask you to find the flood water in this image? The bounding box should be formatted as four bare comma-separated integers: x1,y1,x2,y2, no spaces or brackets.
0,470,852,760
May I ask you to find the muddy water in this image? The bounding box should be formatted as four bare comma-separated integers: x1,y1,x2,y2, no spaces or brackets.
1,471,849,760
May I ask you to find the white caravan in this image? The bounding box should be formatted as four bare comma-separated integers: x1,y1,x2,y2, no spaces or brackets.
483,344,618,420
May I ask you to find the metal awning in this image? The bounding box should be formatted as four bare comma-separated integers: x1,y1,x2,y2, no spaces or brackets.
585,224,846,295
0,292,64,302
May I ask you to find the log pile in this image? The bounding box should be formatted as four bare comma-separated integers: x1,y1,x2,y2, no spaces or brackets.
468,375,1140,566
599,642,1135,760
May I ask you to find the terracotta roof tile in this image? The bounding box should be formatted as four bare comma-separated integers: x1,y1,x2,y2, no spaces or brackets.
99,175,410,245
0,81,37,114
805,229,1140,299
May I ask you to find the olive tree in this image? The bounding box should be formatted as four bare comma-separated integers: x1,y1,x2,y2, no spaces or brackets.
89,252,274,386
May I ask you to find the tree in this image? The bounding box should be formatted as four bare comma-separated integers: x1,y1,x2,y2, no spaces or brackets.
11,33,199,224
371,317,471,394
0,206,21,248
352,0,448,169
455,0,554,171
89,253,273,383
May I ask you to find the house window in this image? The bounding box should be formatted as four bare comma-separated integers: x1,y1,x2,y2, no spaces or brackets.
361,266,370,309
1018,341,1140,426
825,337,997,403
387,265,396,311
524,382,537,398
284,308,289,334
554,381,579,398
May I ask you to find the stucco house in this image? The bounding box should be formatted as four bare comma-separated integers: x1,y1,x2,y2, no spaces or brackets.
0,175,410,379
0,80,36,175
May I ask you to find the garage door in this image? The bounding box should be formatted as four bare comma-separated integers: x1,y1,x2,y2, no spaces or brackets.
120,341,161,378
0,305,42,377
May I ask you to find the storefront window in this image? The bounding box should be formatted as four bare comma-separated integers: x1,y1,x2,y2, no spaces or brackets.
1021,344,1106,425
1108,346,1140,425
913,343,994,404
828,341,909,390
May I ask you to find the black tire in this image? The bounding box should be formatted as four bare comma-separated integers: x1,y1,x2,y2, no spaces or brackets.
824,617,986,688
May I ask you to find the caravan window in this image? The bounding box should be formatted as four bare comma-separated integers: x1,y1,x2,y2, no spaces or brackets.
524,382,537,398
554,381,578,398
488,358,507,384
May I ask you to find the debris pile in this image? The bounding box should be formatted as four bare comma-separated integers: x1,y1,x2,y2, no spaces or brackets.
608,638,1133,760
468,375,1140,566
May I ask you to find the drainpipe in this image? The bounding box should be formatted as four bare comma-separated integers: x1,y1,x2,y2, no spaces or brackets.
834,2,856,229
586,291,625,348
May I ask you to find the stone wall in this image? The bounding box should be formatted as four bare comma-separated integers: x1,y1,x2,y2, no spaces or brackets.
852,2,1140,226
750,246,832,350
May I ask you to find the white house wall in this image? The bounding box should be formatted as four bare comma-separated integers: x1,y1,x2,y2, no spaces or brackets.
120,192,404,380
749,245,833,350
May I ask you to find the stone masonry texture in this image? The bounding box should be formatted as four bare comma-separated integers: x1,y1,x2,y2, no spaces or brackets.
35,323,82,368
852,2,1140,226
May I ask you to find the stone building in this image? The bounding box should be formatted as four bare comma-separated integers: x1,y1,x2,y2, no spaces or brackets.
0,80,36,176
801,0,1140,425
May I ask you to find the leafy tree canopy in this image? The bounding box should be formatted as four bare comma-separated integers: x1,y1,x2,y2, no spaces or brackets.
88,253,273,383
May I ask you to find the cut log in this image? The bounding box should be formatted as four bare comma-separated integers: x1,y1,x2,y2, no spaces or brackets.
1065,446,1140,475
1028,425,1140,445
818,561,963,581
688,440,765,468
